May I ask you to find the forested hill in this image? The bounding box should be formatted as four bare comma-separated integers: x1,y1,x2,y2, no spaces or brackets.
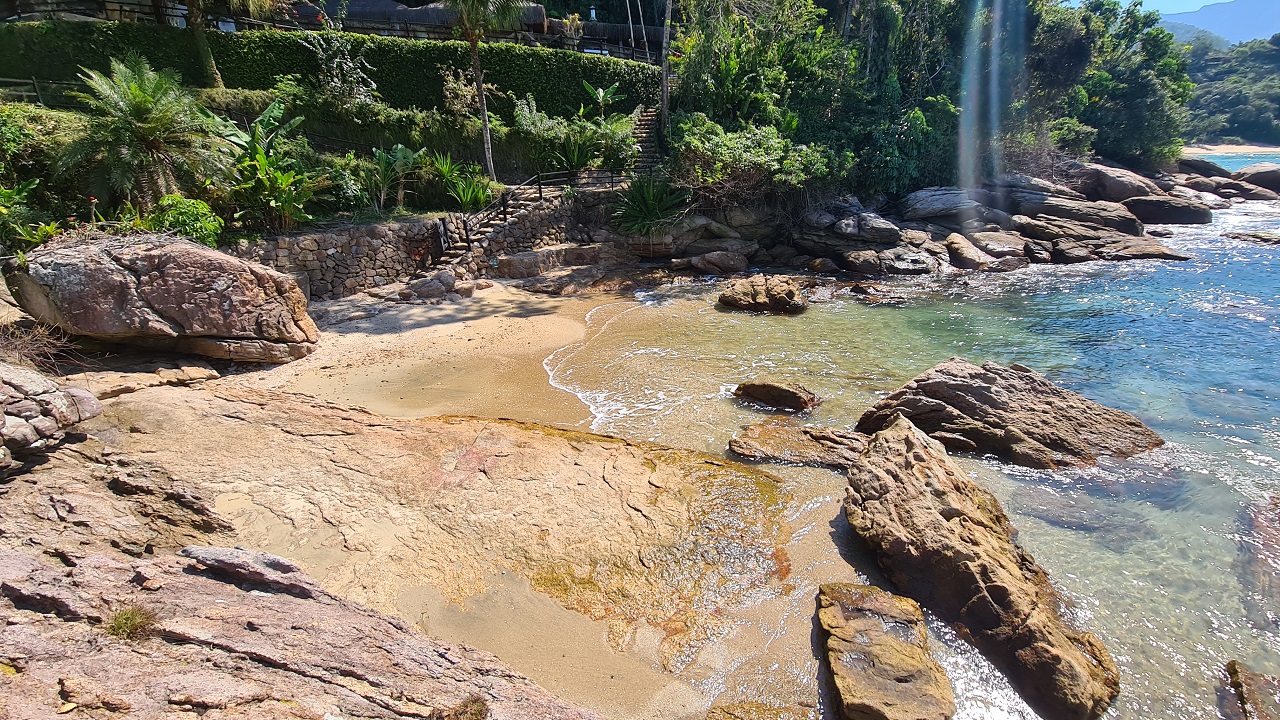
1163,0,1280,44
1184,34,1280,145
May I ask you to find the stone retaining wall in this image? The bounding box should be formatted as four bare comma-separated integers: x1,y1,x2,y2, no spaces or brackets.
228,219,443,300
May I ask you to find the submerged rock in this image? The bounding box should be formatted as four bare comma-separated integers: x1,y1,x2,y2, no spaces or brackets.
1227,231,1280,246
817,583,956,720
855,358,1165,469
843,415,1120,720
729,423,867,468
1222,660,1280,720
1240,494,1280,630
0,547,599,720
733,380,820,412
2,361,102,477
5,234,318,363
719,274,808,314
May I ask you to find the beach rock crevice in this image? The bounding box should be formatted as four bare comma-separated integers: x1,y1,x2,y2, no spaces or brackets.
2,360,103,478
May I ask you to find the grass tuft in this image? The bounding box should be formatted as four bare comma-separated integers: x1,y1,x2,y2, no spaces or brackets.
104,605,158,641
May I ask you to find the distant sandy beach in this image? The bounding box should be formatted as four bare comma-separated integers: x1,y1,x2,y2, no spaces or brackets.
1183,143,1280,156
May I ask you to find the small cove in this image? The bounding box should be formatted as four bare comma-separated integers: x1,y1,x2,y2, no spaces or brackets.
541,201,1280,718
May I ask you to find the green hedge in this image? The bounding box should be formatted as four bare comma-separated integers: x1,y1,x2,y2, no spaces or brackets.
0,21,660,119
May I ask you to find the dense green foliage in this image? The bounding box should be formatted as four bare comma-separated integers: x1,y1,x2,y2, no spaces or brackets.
144,194,224,247
1076,0,1193,166
0,22,660,119
666,0,1193,203
1183,33,1280,145
612,175,691,235
58,57,231,209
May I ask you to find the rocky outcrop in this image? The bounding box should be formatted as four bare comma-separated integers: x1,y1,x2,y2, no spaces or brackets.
1234,162,1280,193
719,274,808,314
902,187,981,220
494,243,602,279
733,380,820,412
1177,157,1232,178
729,423,867,468
1121,195,1213,224
0,547,599,720
60,361,219,400
855,359,1164,469
1008,192,1145,236
1223,660,1280,720
1063,161,1163,202
5,235,319,363
967,231,1027,258
843,415,1120,720
2,361,102,477
817,583,956,720
987,173,1085,200
1240,494,1280,630
66,384,791,672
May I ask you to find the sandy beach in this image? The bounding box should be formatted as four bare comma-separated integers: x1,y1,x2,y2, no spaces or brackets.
1182,142,1280,156
238,282,619,428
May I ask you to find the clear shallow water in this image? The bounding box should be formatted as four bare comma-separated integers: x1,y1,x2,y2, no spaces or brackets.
1194,151,1280,172
547,202,1280,719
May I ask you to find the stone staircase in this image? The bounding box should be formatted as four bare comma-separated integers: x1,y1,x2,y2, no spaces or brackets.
632,107,662,170
439,189,560,262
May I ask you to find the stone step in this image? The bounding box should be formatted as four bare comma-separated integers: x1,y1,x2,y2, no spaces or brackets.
493,243,604,279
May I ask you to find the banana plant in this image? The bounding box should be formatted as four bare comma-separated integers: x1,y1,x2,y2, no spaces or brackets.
583,81,626,120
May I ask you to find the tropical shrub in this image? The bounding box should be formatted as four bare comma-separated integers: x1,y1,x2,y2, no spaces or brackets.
145,193,224,247
0,176,42,255
0,104,86,219
669,113,826,206
228,146,325,231
612,175,690,236
58,57,230,210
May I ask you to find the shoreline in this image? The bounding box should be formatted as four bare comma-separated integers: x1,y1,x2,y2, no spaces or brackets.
1182,143,1280,156
234,282,613,428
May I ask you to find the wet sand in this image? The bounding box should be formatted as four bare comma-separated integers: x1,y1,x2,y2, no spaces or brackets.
242,283,609,427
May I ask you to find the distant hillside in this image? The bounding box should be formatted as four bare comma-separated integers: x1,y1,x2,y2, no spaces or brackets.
1160,20,1230,49
1164,0,1280,44
1183,34,1280,145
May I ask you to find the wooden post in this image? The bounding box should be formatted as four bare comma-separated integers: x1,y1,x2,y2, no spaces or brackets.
31,77,43,105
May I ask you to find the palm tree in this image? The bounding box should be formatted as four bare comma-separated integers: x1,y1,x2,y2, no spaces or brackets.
59,57,231,210
442,0,524,180
188,0,279,88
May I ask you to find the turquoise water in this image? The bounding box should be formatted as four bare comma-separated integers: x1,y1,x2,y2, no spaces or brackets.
1193,151,1280,172
548,201,1280,718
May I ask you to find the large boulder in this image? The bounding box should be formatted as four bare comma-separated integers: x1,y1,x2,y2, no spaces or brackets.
943,233,995,270
1177,157,1232,178
878,246,939,275
843,415,1120,720
1065,161,1164,202
2,361,102,477
1228,230,1280,245
1209,177,1280,201
817,583,956,720
728,423,867,469
733,380,820,412
5,235,319,363
1234,162,1280,193
902,187,982,220
855,358,1165,469
1121,195,1213,224
1010,193,1144,236
967,231,1028,258
718,274,808,314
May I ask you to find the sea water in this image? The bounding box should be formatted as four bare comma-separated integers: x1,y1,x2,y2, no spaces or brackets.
547,201,1280,718
1194,151,1280,172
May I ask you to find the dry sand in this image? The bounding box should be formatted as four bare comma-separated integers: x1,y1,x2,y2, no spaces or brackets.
241,282,623,427
1183,143,1280,156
